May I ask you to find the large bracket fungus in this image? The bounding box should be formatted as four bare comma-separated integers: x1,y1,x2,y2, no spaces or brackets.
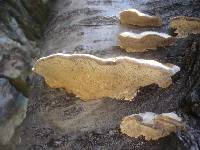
33,53,180,101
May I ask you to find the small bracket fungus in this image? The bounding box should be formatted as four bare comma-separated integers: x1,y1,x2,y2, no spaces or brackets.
118,31,176,52
170,16,200,38
119,9,162,27
120,112,184,140
33,54,180,101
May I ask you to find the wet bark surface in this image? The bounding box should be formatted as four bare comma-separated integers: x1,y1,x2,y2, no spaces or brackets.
10,0,200,150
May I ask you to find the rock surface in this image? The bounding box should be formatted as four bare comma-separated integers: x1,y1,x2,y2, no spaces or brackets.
170,16,200,38
0,78,28,145
119,9,162,27
120,112,184,140
33,53,180,101
118,31,176,52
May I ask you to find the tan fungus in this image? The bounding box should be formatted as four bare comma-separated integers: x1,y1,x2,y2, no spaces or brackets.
119,9,162,27
170,16,200,38
118,31,176,52
120,112,184,140
33,54,180,101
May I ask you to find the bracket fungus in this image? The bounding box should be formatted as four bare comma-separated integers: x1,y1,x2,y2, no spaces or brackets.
33,54,180,101
118,31,176,52
120,112,184,140
119,9,162,27
170,16,200,38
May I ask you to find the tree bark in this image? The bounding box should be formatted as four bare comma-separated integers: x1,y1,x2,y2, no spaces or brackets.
1,0,199,149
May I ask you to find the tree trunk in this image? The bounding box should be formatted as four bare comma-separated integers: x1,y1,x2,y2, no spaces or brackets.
1,0,200,149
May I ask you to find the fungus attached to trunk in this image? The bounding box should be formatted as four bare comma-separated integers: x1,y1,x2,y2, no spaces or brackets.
118,31,176,52
33,53,180,101
120,112,184,140
119,9,162,27
170,16,200,38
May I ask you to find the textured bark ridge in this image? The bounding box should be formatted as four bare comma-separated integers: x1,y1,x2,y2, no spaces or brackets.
119,9,162,27
0,0,48,147
0,0,48,40
120,112,184,140
0,0,49,95
0,78,28,145
118,31,176,52
33,54,180,101
170,16,200,38
174,34,200,149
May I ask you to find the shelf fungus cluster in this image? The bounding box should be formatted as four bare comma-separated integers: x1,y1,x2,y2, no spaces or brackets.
118,31,176,52
119,9,162,27
170,16,200,38
120,112,184,140
31,7,192,144
33,53,180,101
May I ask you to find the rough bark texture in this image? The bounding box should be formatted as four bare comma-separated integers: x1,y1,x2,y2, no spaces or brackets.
0,0,48,40
0,0,48,149
0,0,48,96
0,78,28,145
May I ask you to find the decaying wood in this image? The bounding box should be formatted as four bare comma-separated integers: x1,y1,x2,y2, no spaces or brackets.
170,16,200,38
118,31,176,52
119,9,162,27
33,53,180,101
